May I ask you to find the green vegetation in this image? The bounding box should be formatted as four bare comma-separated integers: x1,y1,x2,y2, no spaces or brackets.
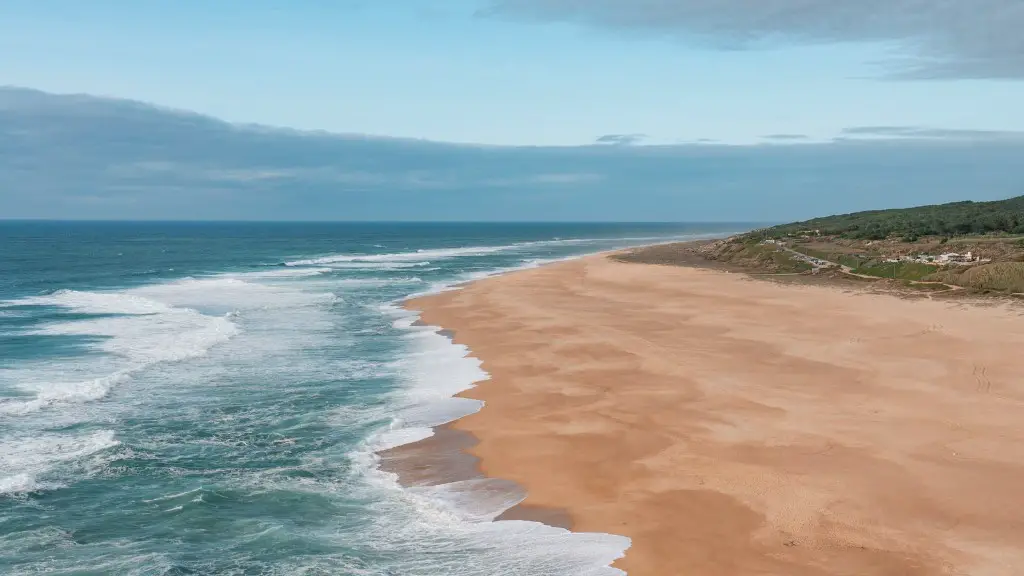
763,195,1024,240
790,246,863,269
790,246,937,280
928,262,1024,293
769,251,814,273
720,239,813,273
704,195,1024,293
855,261,938,281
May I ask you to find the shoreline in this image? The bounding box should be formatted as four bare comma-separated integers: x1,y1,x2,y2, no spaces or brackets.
379,242,685,534
379,417,575,530
378,247,648,568
378,320,579,531
384,245,1024,575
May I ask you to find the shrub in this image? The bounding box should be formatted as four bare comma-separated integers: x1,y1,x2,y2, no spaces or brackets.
930,262,1024,293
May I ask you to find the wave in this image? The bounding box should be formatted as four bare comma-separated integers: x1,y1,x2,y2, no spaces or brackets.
1,266,352,419
402,255,579,300
283,242,565,267
349,241,661,573
353,303,630,575
2,287,239,416
284,245,505,266
282,232,722,271
0,228,720,571
0,372,131,416
242,267,333,279
13,288,181,315
0,267,345,506
319,261,432,270
130,276,338,314
0,430,120,496
332,277,424,289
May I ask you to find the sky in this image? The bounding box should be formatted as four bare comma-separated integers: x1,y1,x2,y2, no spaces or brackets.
2,0,1023,146
3,86,1022,221
1,1,1022,221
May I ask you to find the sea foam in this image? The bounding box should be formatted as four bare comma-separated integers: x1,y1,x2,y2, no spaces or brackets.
285,246,507,267
0,224,730,574
357,285,631,575
283,234,710,269
0,430,120,496
1,286,239,416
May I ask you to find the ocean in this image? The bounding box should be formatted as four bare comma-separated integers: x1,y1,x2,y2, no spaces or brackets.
0,221,738,575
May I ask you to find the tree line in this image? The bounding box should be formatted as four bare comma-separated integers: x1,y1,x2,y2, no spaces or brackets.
765,196,1024,240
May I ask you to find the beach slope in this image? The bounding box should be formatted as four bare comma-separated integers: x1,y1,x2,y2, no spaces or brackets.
405,254,1024,575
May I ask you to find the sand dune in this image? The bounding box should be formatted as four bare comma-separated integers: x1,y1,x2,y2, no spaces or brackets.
404,255,1024,575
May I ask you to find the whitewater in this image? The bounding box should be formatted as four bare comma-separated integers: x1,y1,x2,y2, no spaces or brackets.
0,222,736,575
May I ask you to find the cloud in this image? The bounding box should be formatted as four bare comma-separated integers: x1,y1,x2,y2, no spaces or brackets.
842,125,1024,140
483,0,1024,79
482,172,606,187
763,134,809,141
3,87,1024,222
595,133,648,146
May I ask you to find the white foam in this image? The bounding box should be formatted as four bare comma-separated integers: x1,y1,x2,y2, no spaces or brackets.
368,304,491,457
285,246,505,266
403,255,577,300
353,440,632,576
331,277,424,289
244,267,333,278
0,231,718,570
131,276,336,315
408,478,526,522
366,248,640,574
0,430,119,495
373,426,435,452
0,472,41,495
0,372,130,416
281,231,729,272
34,303,237,364
1,272,338,418
16,289,177,315
2,287,240,415
142,487,204,503
319,261,432,270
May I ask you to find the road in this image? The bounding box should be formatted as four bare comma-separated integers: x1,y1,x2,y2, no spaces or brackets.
775,243,964,289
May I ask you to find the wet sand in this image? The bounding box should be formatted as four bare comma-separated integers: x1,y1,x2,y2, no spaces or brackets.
395,254,1024,575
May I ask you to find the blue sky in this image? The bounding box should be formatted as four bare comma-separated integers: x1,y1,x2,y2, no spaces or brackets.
2,1,1022,221
3,0,1022,146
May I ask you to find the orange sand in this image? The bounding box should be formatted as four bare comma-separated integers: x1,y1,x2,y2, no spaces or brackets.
405,255,1024,576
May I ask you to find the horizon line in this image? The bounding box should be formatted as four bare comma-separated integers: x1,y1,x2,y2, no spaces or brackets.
0,218,768,225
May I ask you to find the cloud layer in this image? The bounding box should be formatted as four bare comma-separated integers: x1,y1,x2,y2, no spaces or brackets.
595,133,648,146
485,0,1024,79
842,126,1024,140
2,87,1023,221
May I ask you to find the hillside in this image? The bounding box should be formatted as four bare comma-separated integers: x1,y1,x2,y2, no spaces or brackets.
764,195,1024,240
623,196,1024,296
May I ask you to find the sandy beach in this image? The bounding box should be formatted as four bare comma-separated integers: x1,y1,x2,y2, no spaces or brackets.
395,253,1024,575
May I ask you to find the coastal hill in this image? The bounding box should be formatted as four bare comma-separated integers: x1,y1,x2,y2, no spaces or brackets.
622,195,1024,295
763,195,1024,240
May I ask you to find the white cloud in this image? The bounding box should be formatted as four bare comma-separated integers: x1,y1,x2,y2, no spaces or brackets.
485,0,1024,79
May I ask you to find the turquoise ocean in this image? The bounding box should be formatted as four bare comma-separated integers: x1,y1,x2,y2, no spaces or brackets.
0,222,739,575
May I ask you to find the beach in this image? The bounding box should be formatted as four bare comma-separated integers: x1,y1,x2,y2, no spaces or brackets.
395,251,1024,575
1,223,715,575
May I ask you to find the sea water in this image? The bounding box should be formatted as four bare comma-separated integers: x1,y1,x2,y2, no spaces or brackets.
0,222,737,575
